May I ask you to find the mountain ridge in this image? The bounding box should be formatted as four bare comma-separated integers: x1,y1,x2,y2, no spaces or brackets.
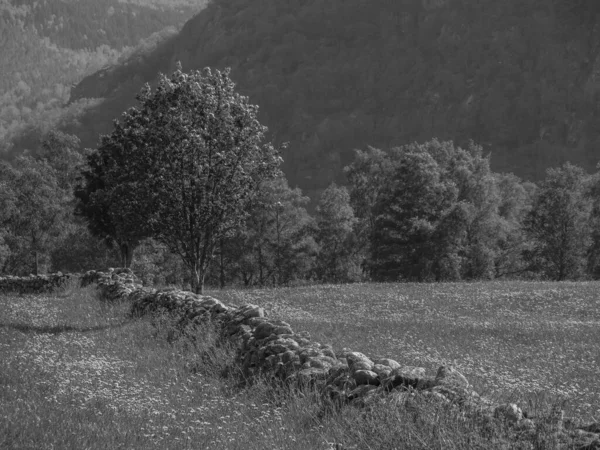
14,0,600,198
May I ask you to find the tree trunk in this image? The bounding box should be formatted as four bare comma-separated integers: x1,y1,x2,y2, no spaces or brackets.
258,246,264,286
126,245,134,268
119,243,135,268
219,238,225,289
34,250,39,276
191,263,204,294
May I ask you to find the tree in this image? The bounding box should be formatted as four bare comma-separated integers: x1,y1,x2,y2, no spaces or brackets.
582,166,600,278
75,131,150,268
343,146,399,273
494,173,536,278
524,162,591,280
369,139,505,281
37,130,84,191
0,157,66,275
370,145,456,281
80,66,282,293
221,177,317,286
314,183,359,282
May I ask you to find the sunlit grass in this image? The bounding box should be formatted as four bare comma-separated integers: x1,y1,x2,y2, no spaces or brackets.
1,280,598,449
213,281,600,422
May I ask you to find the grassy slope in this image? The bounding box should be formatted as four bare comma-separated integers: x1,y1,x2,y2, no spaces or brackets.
1,281,598,449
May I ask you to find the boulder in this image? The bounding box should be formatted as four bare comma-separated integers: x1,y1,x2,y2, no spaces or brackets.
494,403,524,424
353,370,380,386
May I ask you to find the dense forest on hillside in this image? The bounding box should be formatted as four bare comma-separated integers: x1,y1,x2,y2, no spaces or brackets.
3,0,600,285
0,0,207,153
11,0,599,201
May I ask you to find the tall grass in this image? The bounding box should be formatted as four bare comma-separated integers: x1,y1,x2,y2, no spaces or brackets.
1,282,597,449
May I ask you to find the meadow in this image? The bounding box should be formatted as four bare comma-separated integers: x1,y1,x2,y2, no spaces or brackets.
1,280,599,449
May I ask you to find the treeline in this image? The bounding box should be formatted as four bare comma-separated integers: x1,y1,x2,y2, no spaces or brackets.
2,130,600,286
207,140,600,285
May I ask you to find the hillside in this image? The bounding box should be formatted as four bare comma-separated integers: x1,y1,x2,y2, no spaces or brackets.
10,0,600,197
0,0,208,151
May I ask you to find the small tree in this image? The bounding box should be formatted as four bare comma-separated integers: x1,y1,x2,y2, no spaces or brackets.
314,183,359,282
0,157,66,275
524,163,591,280
80,66,282,293
75,139,148,268
344,146,399,273
370,147,456,281
222,177,317,286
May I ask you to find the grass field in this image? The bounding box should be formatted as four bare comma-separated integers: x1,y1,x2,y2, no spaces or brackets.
1,280,599,449
216,281,600,421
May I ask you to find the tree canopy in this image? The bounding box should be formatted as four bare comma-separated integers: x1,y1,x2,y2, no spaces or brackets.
77,66,283,292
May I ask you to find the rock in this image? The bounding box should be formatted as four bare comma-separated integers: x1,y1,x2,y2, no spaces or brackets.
305,356,336,370
375,358,402,370
344,352,374,372
320,345,336,359
281,350,299,364
434,365,469,388
383,373,434,391
296,368,329,386
372,364,392,378
494,403,524,424
392,366,427,379
353,370,380,386
254,322,277,340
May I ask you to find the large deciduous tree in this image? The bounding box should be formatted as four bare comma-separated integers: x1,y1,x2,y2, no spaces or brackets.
78,66,282,293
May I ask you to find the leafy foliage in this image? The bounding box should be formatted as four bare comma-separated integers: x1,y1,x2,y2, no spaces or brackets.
0,157,67,274
215,177,318,287
314,183,360,282
368,140,523,281
524,163,592,280
79,67,283,292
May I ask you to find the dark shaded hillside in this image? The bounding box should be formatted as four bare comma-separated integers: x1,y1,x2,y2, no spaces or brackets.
50,0,600,195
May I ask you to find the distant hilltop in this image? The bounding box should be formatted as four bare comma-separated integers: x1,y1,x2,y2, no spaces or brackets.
10,0,600,200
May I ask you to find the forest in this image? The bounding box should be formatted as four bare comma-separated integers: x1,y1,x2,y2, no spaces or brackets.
6,0,600,204
0,0,207,155
3,0,600,288
2,101,599,288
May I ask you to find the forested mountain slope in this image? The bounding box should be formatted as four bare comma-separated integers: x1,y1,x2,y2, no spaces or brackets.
11,0,600,197
0,0,207,151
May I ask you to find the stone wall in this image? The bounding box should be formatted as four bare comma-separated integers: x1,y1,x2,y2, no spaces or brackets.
0,272,77,294
70,269,600,448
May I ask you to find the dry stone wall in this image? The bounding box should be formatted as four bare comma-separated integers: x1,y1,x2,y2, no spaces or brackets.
0,272,77,294
58,269,600,448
